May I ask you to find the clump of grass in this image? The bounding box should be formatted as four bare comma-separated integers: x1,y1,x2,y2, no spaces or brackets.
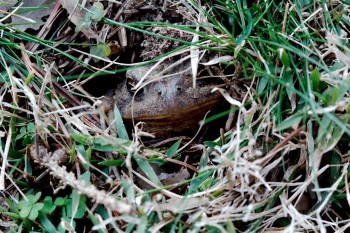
0,0,349,232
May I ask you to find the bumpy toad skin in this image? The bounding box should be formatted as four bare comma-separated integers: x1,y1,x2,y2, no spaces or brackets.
112,62,224,137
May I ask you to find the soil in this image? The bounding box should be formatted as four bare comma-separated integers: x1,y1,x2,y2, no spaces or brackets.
119,0,193,62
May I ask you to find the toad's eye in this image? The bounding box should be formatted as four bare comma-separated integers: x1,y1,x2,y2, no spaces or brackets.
126,77,144,96
126,77,136,89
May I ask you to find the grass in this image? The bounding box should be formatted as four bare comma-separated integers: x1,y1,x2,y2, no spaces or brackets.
0,0,350,232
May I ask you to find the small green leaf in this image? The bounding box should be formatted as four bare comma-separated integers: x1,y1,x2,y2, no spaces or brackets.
114,105,129,140
94,136,130,145
322,87,332,106
25,71,35,85
200,178,214,190
54,197,67,206
79,171,91,185
42,197,56,214
98,159,124,166
58,216,76,232
126,184,135,204
300,77,307,92
76,200,87,219
92,143,128,154
19,206,31,218
147,158,166,166
76,144,90,168
313,91,325,103
95,205,109,219
178,224,183,233
340,0,350,4
121,177,132,196
329,151,341,184
316,115,332,142
204,141,220,148
67,193,86,219
27,122,35,133
6,197,19,213
90,44,111,62
28,192,41,204
38,213,57,232
71,133,94,145
275,113,303,131
279,48,290,68
323,118,347,152
71,191,80,219
70,143,77,163
28,208,39,220
33,202,44,211
93,136,130,154
337,77,350,102
199,148,209,169
88,211,104,233
134,155,162,187
90,2,105,21
311,67,320,91
0,206,6,213
136,216,148,233
2,211,20,219
284,70,294,104
226,220,237,233
166,140,181,158
257,76,268,95
332,87,339,105
332,196,342,208
15,127,26,140
18,200,30,210
86,146,92,162
0,69,12,87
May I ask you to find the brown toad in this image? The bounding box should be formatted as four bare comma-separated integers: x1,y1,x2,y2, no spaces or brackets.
110,61,226,138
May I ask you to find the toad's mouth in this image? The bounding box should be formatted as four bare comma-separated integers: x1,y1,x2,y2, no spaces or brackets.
123,94,223,122
120,94,225,136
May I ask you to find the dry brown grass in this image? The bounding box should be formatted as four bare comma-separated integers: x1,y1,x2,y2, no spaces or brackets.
0,0,350,232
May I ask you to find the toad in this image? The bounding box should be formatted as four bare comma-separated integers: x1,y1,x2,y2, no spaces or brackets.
109,61,226,138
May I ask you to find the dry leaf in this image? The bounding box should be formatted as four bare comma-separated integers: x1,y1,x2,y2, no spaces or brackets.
160,169,190,186
59,0,97,39
190,12,204,88
136,164,190,190
201,55,233,65
212,87,242,107
11,0,56,31
190,28,199,88
156,197,209,213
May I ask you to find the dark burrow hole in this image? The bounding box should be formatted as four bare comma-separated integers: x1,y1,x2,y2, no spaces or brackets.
82,74,122,97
